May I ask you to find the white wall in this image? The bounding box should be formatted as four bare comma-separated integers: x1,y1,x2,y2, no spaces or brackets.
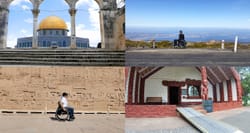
208,81,213,99
223,81,228,101
144,67,202,103
216,83,221,102
144,79,168,103
231,78,238,101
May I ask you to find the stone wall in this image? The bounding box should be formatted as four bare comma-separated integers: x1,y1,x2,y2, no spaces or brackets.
0,66,125,112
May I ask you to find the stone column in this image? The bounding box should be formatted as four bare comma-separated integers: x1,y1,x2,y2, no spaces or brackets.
32,9,39,48
98,0,125,49
201,66,208,100
69,9,77,49
30,0,43,49
0,1,11,49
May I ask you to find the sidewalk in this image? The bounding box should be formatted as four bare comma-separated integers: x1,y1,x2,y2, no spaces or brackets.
125,117,199,133
125,107,250,133
0,114,124,133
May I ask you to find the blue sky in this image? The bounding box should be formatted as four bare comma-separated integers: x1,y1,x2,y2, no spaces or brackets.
7,0,101,47
126,0,250,29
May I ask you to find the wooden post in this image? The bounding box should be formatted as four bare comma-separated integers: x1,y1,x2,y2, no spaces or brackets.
221,40,224,50
234,36,238,53
152,40,156,48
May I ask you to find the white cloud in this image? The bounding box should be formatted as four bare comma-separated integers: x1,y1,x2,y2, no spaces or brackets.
76,24,100,47
76,0,91,8
7,35,17,48
75,0,100,47
10,0,30,6
24,18,33,24
20,29,28,34
21,5,30,10
67,21,100,47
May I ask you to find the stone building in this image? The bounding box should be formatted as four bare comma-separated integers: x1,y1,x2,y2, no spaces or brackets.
0,0,125,50
125,67,243,117
0,67,125,113
16,16,89,48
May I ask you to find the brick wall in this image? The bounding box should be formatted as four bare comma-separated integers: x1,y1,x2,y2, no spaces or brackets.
125,105,177,118
213,102,242,111
0,66,125,112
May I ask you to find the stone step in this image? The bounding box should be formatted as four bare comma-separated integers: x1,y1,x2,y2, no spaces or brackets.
0,50,125,66
0,60,124,66
0,55,124,59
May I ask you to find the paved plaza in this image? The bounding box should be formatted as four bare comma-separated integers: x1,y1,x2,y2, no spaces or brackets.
126,107,250,133
126,48,250,66
1,107,250,133
0,114,124,133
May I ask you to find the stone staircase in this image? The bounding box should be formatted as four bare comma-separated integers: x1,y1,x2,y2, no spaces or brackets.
0,49,125,66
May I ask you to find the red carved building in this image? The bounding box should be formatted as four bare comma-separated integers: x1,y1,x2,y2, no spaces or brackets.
125,67,243,118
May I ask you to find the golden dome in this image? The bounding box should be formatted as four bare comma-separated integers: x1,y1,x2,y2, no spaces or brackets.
38,16,68,30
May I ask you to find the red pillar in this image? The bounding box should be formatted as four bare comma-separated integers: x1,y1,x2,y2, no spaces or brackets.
201,67,208,100
134,71,139,104
140,78,145,104
227,80,232,102
219,83,224,102
213,85,217,102
128,67,135,104
231,68,242,102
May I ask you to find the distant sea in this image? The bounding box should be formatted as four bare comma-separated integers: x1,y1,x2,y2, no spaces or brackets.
126,27,250,44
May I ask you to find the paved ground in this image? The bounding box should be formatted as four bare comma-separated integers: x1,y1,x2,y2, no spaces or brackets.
126,48,250,66
208,107,250,132
125,107,250,133
0,114,124,133
125,117,199,133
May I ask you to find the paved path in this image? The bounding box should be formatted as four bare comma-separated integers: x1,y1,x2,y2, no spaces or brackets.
177,107,242,133
0,114,124,133
126,49,250,66
208,107,250,133
125,117,199,133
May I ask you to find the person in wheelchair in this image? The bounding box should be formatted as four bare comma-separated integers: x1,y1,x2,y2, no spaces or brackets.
59,92,75,120
174,30,186,48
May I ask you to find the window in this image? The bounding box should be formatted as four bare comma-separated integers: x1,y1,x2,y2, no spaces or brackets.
187,85,201,98
56,31,59,35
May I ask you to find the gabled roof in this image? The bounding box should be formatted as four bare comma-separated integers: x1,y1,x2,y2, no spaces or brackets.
130,66,237,85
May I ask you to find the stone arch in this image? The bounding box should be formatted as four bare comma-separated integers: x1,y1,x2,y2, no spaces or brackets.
0,0,125,50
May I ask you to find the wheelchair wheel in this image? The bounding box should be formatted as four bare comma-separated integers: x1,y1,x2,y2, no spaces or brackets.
55,108,70,121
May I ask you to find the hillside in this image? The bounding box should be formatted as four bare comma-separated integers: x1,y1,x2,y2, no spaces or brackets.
126,39,250,49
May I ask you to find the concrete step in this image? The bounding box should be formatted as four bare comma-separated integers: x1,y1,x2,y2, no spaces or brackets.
0,49,125,66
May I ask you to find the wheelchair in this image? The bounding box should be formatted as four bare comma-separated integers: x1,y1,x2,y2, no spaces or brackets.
173,39,186,48
55,102,70,121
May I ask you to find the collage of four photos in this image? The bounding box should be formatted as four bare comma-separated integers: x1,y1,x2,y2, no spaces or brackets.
1,0,250,133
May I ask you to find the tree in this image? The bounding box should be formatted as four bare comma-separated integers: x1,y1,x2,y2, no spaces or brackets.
236,67,250,105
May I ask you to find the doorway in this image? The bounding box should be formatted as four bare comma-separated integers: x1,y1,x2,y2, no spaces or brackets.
169,86,180,105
